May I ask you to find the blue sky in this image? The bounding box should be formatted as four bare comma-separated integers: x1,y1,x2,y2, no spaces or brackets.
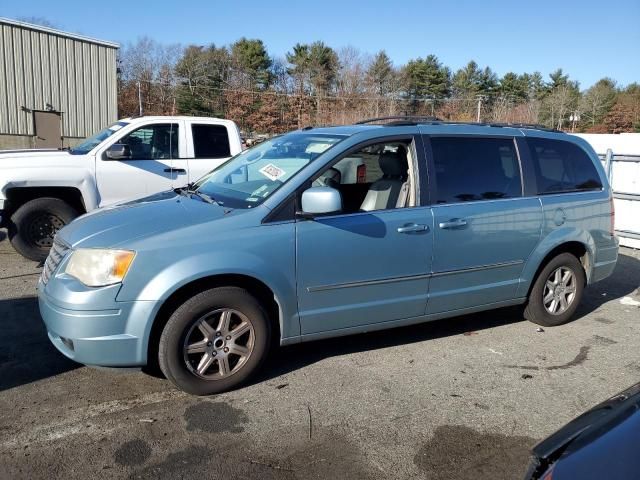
3,0,639,88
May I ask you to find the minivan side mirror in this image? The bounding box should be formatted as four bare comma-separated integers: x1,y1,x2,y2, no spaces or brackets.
299,186,342,217
105,144,132,160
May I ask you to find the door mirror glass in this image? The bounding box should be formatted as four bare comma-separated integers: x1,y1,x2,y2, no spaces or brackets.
301,186,342,215
105,144,131,160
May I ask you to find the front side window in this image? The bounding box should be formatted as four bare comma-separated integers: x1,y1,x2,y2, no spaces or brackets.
313,141,414,213
119,124,179,160
194,132,345,209
192,124,231,159
527,138,602,194
71,121,129,155
431,137,522,204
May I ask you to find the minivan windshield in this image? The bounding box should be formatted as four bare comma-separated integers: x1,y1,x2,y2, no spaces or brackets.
70,121,130,155
193,132,345,208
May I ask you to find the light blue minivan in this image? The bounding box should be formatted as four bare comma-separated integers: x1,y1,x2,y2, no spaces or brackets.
38,118,618,394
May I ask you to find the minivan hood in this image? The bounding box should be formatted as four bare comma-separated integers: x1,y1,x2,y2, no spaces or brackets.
58,191,232,248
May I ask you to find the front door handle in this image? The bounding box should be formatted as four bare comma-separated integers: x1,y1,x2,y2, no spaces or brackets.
164,167,186,174
397,223,429,234
438,218,467,229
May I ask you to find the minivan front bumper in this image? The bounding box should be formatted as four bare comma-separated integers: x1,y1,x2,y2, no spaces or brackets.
38,279,157,367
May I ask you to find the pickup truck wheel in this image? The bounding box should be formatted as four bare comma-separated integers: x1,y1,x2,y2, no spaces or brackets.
8,197,79,262
524,253,585,327
158,287,271,395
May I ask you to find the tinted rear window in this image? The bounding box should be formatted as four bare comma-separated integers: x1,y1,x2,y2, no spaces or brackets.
430,137,522,204
192,124,231,158
527,138,602,194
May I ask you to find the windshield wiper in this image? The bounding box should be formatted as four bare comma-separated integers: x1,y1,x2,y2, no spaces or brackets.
175,183,220,205
191,190,218,205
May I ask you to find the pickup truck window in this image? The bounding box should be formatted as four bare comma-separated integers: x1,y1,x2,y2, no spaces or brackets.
194,132,345,209
70,121,129,155
192,124,231,158
120,124,179,160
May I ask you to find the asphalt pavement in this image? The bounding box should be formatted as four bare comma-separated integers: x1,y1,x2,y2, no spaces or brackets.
0,231,639,480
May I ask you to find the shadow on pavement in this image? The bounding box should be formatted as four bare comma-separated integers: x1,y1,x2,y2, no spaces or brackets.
0,296,78,391
0,229,6,242
256,251,640,385
574,250,640,318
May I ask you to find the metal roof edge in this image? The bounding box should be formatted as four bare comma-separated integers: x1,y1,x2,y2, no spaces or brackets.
0,17,119,48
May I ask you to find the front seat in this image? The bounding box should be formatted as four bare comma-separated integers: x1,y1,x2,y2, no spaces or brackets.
360,146,409,211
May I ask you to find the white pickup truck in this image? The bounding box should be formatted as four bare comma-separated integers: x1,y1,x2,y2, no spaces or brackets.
0,116,242,261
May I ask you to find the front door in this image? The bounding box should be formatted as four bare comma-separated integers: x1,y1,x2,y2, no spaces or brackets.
295,138,433,335
424,135,542,314
96,122,189,206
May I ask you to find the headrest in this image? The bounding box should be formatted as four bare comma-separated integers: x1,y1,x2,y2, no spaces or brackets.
379,146,408,178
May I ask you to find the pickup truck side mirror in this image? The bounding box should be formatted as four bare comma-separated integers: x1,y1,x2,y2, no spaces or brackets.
105,144,132,160
298,186,342,218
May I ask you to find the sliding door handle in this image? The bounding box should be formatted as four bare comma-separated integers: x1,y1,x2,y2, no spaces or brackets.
397,223,429,234
438,218,467,229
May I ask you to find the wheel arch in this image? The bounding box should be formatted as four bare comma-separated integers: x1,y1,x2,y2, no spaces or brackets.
520,239,592,299
146,273,283,368
4,186,88,216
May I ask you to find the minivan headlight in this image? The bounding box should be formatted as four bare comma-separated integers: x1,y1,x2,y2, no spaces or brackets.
63,249,135,287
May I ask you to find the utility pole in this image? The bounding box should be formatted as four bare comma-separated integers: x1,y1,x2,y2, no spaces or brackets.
137,81,143,116
476,95,484,123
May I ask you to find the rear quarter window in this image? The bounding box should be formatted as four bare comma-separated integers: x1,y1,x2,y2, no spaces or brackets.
527,138,602,194
192,124,231,159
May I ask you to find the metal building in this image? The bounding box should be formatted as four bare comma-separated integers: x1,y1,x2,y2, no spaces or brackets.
0,17,119,149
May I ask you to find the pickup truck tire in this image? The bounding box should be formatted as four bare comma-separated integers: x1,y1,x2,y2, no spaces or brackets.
8,197,79,262
158,287,271,395
524,253,586,327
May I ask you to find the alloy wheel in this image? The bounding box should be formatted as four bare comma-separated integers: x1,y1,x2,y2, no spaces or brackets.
182,308,255,379
542,266,577,315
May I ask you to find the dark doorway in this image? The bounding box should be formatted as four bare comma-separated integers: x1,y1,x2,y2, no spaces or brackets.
34,110,62,148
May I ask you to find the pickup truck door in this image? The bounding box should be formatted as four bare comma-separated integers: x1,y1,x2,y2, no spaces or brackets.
95,121,190,206
185,122,236,184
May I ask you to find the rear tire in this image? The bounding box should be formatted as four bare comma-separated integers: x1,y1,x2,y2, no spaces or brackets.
158,287,271,395
524,253,586,327
8,197,79,262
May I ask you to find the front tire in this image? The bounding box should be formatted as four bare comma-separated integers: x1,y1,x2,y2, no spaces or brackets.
158,287,271,395
524,253,586,327
8,197,79,262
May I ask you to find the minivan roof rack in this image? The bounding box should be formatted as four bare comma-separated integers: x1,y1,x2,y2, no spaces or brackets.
355,116,442,125
354,117,563,133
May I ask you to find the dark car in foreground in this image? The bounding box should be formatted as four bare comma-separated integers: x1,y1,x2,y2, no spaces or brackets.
524,382,640,479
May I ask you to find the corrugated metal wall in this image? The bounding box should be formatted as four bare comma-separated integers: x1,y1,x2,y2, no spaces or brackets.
0,20,118,139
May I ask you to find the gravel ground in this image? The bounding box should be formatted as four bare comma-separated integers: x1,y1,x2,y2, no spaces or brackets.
0,230,639,480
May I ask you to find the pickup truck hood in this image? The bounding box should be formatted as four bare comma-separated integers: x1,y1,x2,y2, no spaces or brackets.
0,149,82,170
58,191,231,248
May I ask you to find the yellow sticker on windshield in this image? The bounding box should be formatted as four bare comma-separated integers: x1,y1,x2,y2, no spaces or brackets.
259,164,286,181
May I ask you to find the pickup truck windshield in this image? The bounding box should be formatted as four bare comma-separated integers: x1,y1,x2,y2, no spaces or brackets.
194,132,345,209
70,121,130,155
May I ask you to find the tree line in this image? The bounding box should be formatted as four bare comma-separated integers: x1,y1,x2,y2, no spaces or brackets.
117,37,640,135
